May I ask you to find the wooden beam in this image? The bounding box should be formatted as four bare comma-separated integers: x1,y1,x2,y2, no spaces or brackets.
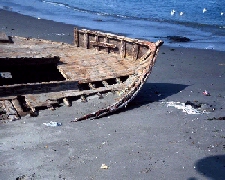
2,100,19,121
132,43,139,60
94,35,100,51
120,40,126,58
12,98,24,116
84,33,89,49
74,28,79,47
104,37,109,53
90,41,116,48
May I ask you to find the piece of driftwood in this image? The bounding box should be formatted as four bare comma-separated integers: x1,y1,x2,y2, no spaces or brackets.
0,28,163,122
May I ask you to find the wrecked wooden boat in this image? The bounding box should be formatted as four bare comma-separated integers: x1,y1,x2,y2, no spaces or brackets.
0,28,163,122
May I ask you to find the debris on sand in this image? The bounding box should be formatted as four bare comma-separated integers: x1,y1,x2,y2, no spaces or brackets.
43,121,62,127
165,101,214,114
166,101,201,114
203,90,210,96
100,164,109,169
207,117,225,121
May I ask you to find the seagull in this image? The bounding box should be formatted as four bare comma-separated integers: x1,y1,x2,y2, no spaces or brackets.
180,12,184,16
203,8,207,13
171,9,176,16
221,12,224,16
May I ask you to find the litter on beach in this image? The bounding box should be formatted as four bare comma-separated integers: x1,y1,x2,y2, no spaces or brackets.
164,101,213,114
43,121,62,127
203,90,210,96
166,101,201,114
100,164,109,169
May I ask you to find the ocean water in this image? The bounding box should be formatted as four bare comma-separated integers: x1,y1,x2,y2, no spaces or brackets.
0,0,225,51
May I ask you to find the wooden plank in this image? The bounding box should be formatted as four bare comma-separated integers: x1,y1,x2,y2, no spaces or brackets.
0,81,79,96
120,40,126,58
78,28,142,43
104,37,109,53
25,95,58,109
2,100,19,121
0,101,7,120
74,28,79,47
94,35,100,51
90,41,117,48
19,83,123,108
132,44,139,60
84,33,89,49
11,98,25,116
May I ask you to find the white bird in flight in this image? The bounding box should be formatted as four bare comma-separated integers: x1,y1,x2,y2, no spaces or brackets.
171,9,176,16
203,8,207,13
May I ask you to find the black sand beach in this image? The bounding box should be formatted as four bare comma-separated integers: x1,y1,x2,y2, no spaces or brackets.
0,9,225,180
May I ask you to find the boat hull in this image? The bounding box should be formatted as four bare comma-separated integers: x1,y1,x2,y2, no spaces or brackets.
0,28,163,121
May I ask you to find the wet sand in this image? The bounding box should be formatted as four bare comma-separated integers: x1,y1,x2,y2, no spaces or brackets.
0,9,225,180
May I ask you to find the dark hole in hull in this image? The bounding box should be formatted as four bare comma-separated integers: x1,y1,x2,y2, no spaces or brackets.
120,75,129,82
106,78,117,85
0,57,65,86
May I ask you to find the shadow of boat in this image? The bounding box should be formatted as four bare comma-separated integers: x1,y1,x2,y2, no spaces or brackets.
192,155,225,180
104,82,188,116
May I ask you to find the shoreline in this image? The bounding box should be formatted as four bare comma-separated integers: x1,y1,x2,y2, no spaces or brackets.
0,9,76,44
1,9,225,52
1,8,225,180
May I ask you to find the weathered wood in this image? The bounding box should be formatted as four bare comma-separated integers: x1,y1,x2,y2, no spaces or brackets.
132,43,139,60
90,41,116,49
94,35,100,51
0,81,79,97
0,84,122,109
74,28,79,47
79,29,141,43
2,100,19,121
104,37,109,53
11,98,24,116
25,95,58,110
0,27,163,121
84,33,89,49
0,101,7,120
120,40,126,58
